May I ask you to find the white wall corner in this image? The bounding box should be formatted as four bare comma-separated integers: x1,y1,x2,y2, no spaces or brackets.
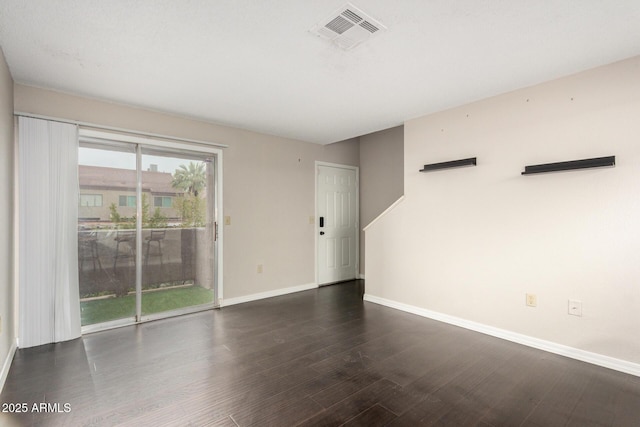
363,195,405,232
221,283,319,307
0,338,17,394
363,294,640,378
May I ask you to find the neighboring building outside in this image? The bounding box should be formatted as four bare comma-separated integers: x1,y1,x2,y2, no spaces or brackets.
78,165,182,226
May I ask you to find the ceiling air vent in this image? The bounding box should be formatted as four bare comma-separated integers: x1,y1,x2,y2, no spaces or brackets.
310,3,386,50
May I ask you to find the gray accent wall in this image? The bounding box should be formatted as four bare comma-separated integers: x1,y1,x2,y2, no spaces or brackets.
359,126,404,274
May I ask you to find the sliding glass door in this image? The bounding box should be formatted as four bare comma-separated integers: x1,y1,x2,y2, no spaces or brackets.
78,142,138,327
77,135,221,331
140,148,216,319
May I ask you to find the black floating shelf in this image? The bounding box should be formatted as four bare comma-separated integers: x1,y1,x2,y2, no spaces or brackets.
419,157,477,172
522,156,615,175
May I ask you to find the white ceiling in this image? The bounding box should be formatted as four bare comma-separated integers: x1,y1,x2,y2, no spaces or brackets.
1,1,640,144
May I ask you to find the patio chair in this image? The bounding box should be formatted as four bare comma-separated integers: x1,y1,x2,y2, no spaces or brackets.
79,231,103,273
113,230,136,271
145,229,166,269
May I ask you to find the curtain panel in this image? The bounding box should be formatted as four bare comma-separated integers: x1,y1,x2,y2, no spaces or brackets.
18,116,81,348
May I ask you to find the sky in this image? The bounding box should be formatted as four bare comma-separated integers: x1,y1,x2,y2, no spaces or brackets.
79,147,200,174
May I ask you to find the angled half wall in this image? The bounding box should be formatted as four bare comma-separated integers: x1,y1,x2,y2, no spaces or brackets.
365,56,640,374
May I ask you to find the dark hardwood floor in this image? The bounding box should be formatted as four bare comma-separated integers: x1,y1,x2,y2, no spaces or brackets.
2,280,640,426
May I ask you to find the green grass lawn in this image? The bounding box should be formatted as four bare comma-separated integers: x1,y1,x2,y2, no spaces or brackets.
81,286,214,326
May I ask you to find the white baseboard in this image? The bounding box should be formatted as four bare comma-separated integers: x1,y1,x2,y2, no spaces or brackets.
0,339,17,394
221,283,318,307
364,294,640,378
359,274,366,280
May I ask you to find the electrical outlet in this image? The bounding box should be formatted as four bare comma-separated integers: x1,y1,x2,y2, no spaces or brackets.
568,300,582,316
526,293,537,307
257,264,263,274
224,216,231,225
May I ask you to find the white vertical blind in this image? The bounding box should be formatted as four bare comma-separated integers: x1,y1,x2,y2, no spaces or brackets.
18,117,81,348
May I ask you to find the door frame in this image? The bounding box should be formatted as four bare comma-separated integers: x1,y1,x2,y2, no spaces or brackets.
315,161,359,286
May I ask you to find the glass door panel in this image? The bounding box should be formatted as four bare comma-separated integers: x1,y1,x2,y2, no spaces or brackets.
78,143,137,327
78,135,220,331
140,149,216,317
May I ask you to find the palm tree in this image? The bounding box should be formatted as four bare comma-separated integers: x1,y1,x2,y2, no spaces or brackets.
171,162,205,197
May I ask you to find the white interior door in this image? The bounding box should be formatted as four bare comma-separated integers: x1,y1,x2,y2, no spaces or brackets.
317,164,358,285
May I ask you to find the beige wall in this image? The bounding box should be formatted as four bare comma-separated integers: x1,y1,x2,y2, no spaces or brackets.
365,56,640,365
0,48,15,386
359,126,404,274
15,84,359,300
